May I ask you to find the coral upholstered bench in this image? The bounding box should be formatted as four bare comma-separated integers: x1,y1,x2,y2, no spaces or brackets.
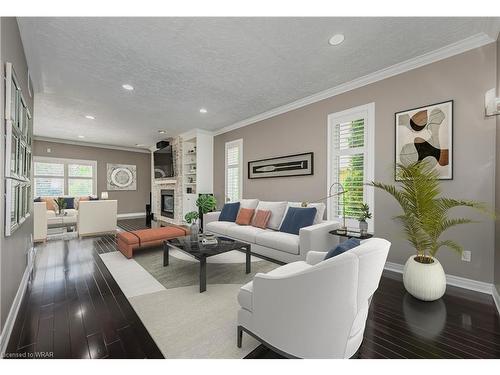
117,226,189,258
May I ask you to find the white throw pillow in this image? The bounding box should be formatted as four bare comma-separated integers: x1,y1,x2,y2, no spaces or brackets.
239,199,260,210
254,201,288,230
284,202,326,225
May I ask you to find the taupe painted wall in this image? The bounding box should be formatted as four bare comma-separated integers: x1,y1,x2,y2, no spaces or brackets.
0,18,34,332
214,44,497,283
32,140,151,215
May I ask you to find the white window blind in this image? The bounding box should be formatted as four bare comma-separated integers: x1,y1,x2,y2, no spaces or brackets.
328,104,374,229
34,157,97,197
225,139,243,203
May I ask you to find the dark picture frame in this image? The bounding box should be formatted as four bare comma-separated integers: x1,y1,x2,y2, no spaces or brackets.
248,152,314,179
394,100,453,181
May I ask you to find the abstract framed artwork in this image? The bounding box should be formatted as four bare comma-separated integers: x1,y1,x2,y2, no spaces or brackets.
395,100,453,180
107,163,137,190
248,152,314,179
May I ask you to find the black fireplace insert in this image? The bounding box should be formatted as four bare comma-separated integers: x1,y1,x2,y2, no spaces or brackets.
161,189,174,218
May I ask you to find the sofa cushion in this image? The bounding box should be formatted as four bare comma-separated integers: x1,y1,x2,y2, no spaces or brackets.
255,231,300,255
226,225,268,243
325,238,361,260
64,209,78,217
46,210,56,218
279,207,317,235
239,199,259,210
75,196,89,209
237,261,312,312
219,202,240,222
235,208,255,225
284,202,326,225
254,201,287,230
251,209,271,229
205,221,239,236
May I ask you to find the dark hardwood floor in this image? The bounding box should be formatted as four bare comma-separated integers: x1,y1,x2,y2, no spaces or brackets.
4,218,500,359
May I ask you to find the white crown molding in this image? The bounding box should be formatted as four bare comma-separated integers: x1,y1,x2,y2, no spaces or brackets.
384,261,494,295
33,136,151,154
0,261,33,358
493,286,500,317
213,33,495,136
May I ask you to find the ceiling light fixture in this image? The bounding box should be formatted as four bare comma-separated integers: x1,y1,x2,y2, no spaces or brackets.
135,143,146,147
199,108,208,114
329,34,345,46
158,130,167,134
77,135,85,139
85,115,95,120
122,84,134,91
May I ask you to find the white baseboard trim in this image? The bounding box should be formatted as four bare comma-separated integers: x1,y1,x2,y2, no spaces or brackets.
384,261,494,295
493,286,500,317
117,212,146,219
0,261,33,357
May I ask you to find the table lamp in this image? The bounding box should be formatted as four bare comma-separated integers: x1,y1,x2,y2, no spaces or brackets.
101,191,109,200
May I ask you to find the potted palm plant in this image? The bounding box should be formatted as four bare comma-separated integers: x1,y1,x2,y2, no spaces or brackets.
371,161,489,301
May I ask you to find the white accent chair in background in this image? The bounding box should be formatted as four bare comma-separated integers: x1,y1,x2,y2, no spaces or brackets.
78,200,118,237
34,202,48,242
237,237,390,358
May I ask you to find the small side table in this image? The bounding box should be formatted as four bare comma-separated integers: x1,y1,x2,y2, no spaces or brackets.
329,229,373,240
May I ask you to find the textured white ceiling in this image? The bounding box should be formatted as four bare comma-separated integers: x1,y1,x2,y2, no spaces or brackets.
17,17,498,148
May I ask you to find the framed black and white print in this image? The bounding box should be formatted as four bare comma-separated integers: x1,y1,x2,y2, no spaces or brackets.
395,100,453,180
248,152,314,179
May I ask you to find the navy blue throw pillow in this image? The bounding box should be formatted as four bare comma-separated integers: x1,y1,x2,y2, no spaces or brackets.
324,238,361,260
219,202,241,222
62,197,75,209
34,197,42,202
279,207,317,235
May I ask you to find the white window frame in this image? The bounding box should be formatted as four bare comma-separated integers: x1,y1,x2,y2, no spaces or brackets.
327,103,375,231
224,139,243,203
33,156,97,196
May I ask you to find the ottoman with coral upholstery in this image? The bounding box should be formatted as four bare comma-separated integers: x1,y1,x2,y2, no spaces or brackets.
117,225,189,258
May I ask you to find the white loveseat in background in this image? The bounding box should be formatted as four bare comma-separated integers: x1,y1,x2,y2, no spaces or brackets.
237,238,391,358
204,199,339,263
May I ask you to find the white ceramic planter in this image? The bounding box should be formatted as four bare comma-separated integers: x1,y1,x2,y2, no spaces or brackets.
403,256,446,301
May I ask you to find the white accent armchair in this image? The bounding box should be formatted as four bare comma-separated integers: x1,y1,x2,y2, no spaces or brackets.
237,238,391,358
78,200,117,237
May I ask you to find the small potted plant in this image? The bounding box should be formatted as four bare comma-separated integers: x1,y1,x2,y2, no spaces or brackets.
185,211,200,239
357,203,372,236
55,197,67,216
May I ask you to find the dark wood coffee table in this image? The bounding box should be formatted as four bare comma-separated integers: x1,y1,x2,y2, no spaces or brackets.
163,235,251,293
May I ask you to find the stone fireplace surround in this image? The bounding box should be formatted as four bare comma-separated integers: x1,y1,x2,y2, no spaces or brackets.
152,136,184,225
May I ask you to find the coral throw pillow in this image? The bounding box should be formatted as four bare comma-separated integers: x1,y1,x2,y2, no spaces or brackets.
252,210,272,229
42,197,56,211
235,208,255,225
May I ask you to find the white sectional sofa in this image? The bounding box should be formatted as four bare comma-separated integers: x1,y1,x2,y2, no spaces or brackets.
204,199,340,263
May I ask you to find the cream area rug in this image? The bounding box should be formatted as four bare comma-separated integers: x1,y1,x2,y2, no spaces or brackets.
100,248,279,358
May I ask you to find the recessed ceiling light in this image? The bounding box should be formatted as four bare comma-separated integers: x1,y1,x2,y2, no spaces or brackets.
85,115,95,120
329,34,345,46
199,108,208,114
122,84,134,91
158,130,167,134
77,135,85,139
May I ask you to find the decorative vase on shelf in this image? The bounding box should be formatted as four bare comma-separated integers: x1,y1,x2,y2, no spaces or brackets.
403,256,446,301
359,220,368,236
